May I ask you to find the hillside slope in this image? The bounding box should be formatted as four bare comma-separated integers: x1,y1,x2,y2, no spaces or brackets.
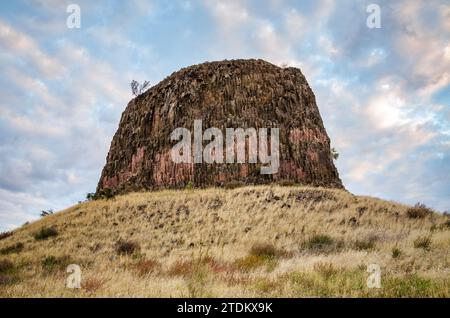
1,185,449,297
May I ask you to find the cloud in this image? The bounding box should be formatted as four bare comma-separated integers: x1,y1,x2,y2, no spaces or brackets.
0,19,66,77
0,15,134,230
0,188,48,229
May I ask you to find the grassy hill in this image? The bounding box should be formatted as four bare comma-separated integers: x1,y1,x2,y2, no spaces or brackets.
0,185,449,297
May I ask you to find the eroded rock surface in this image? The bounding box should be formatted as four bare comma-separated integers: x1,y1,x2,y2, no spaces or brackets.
97,59,343,194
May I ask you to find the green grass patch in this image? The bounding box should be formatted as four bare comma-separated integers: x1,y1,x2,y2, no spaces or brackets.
233,243,286,272
303,234,344,254
381,274,449,297
41,255,73,273
252,278,281,295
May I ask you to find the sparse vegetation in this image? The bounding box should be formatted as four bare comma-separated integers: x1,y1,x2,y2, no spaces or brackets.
0,185,448,297
40,209,54,217
331,147,339,160
131,80,150,97
406,203,433,219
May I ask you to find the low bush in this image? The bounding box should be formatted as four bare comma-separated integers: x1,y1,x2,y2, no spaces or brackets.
100,188,115,200
89,188,115,200
353,236,377,251
278,179,295,187
232,254,272,272
0,260,20,286
0,260,15,273
86,193,96,201
41,255,72,273
406,203,433,219
33,227,58,240
313,262,339,279
303,234,343,254
250,243,291,258
0,231,13,241
134,259,161,276
442,219,450,229
167,259,196,277
201,256,230,274
167,256,230,277
40,209,53,217
233,244,286,272
224,180,245,190
414,236,432,250
185,181,194,190
249,243,279,258
82,277,107,293
392,247,402,259
0,242,24,255
115,239,140,256
0,273,18,285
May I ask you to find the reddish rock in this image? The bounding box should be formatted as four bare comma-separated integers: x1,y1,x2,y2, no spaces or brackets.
96,59,343,194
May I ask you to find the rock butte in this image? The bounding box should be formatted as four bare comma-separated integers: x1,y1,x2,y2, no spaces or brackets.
96,59,344,195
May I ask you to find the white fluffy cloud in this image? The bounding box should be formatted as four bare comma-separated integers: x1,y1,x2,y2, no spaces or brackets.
0,20,66,77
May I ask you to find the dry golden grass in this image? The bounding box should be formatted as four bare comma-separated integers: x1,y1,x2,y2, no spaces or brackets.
0,185,449,297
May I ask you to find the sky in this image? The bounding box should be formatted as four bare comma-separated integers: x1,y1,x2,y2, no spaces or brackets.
0,0,449,231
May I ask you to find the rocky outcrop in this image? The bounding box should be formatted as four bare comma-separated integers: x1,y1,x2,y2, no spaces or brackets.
96,59,343,194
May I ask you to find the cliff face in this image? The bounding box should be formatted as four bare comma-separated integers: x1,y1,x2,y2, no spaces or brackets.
97,59,343,194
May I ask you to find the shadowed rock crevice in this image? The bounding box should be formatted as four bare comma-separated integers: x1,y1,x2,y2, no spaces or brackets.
97,59,343,194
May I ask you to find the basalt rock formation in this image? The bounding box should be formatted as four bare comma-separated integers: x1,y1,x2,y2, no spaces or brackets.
96,59,343,195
